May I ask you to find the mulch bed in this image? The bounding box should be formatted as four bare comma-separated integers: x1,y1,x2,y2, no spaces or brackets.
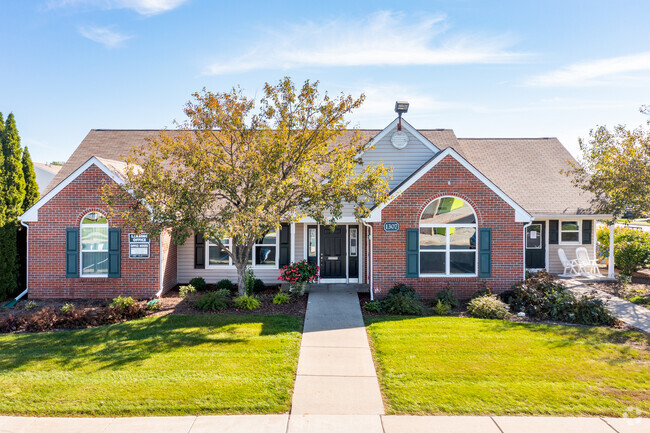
588,270,650,309
0,286,307,334
153,286,307,317
358,293,633,330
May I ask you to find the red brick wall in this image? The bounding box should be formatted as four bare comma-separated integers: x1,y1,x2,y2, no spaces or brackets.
28,165,163,299
371,155,524,300
160,228,177,294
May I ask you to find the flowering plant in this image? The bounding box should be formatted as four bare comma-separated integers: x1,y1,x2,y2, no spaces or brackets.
278,260,319,284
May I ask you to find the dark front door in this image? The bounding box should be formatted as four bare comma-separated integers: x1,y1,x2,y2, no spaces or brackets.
320,226,346,278
525,222,546,269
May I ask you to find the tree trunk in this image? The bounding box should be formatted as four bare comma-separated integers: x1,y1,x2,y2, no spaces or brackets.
235,263,247,296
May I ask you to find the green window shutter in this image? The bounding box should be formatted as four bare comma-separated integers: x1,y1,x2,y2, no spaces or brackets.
279,223,291,267
108,228,121,278
582,220,592,244
194,234,205,269
478,227,492,278
406,228,419,278
65,228,79,278
549,220,559,244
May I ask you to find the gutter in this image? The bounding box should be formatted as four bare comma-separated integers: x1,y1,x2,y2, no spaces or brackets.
362,221,374,301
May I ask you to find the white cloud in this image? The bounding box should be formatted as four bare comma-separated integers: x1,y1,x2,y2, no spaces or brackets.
206,11,526,75
48,0,188,16
79,26,132,48
528,51,650,87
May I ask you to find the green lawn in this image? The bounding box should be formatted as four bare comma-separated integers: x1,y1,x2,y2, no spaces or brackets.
366,316,650,416
0,314,302,416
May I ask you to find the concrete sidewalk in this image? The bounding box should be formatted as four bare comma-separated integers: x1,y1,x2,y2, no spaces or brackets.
565,280,650,333
1,415,648,433
290,288,384,416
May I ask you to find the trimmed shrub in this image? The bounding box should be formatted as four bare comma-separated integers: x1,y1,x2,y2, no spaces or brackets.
215,279,236,293
382,294,426,315
362,300,382,313
253,278,266,293
434,289,459,308
179,284,196,299
467,295,509,319
272,292,291,305
510,271,618,326
498,290,515,304
194,289,231,312
110,296,137,311
471,287,492,300
189,277,207,291
571,296,618,326
510,271,573,320
387,283,418,299
234,294,260,310
597,226,650,276
433,299,451,315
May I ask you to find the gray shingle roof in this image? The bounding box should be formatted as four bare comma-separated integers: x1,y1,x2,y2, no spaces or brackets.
45,129,596,216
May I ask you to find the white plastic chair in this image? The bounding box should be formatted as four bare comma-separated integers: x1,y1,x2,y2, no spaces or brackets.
576,247,600,276
558,248,580,277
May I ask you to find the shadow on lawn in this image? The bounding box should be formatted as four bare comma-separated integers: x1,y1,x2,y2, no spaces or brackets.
0,314,301,371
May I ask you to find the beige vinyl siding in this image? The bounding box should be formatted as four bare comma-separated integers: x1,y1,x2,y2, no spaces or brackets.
358,127,436,191
547,219,597,273
294,223,305,261
176,227,307,285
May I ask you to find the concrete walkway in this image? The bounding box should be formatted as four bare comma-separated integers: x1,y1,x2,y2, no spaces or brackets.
290,287,384,418
564,280,650,333
2,414,648,433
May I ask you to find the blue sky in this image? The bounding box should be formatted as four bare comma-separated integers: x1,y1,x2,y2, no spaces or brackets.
2,0,649,163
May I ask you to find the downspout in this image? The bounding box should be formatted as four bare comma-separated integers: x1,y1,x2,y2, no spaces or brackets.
522,220,533,279
18,221,30,301
362,221,374,301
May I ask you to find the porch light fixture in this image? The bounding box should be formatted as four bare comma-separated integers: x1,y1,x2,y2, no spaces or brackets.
394,101,409,131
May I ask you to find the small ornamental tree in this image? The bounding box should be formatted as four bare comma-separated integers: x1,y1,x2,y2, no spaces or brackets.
567,116,650,220
103,77,390,295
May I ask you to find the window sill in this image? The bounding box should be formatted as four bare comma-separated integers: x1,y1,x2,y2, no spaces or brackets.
419,273,478,278
80,274,108,278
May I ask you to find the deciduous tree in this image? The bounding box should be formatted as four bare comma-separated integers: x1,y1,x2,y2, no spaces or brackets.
568,119,650,220
103,77,390,294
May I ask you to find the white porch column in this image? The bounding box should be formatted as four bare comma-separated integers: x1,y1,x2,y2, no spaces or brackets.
290,222,296,264
608,223,615,278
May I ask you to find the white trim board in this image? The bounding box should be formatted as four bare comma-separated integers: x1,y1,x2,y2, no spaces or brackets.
367,147,533,223
20,156,126,223
361,118,440,156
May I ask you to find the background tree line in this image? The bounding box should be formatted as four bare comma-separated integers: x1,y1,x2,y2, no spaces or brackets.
0,113,38,301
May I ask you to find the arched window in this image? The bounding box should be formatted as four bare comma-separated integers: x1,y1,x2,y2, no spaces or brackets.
420,197,477,276
80,212,109,276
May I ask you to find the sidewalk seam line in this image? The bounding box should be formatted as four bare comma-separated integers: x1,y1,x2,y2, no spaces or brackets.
490,416,505,433
600,417,621,433
99,417,117,433
186,416,197,433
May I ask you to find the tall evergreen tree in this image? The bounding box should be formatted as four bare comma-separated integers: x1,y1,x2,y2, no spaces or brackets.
21,147,38,211
0,113,5,228
0,113,25,300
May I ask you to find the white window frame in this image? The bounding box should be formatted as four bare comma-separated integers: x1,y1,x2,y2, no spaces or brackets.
526,223,543,250
419,197,478,277
559,220,581,245
206,231,280,269
350,228,358,257
80,212,109,278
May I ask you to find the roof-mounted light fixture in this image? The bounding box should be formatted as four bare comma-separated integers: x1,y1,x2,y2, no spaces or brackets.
394,101,409,131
